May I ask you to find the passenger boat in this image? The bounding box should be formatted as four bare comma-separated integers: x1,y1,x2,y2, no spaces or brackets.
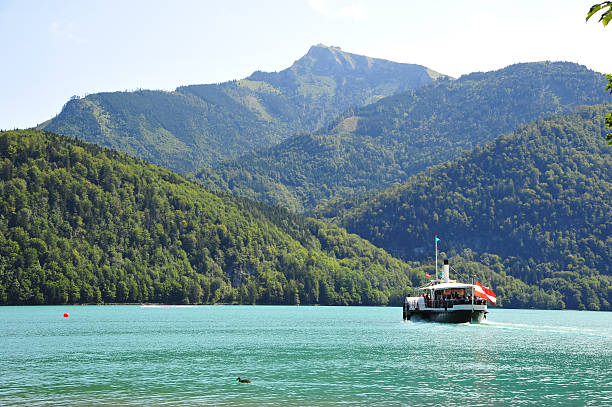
403,237,496,323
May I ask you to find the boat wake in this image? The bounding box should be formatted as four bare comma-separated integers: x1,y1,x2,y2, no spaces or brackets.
478,319,609,338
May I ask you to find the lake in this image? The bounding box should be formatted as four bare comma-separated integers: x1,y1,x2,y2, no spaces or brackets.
1,306,610,406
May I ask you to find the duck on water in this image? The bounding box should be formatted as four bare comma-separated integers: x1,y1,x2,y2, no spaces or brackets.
403,237,497,323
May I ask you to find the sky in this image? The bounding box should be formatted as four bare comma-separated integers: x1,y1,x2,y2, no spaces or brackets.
0,0,610,130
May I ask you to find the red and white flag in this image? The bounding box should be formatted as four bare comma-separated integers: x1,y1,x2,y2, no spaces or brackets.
474,281,496,305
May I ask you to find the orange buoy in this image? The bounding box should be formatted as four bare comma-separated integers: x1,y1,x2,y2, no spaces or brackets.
64,313,69,318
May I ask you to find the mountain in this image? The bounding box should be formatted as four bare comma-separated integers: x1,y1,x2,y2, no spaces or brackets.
38,45,442,173
195,62,610,212
0,130,585,309
319,106,612,310
0,129,428,306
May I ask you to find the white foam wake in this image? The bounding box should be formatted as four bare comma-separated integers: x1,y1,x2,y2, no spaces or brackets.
479,319,609,338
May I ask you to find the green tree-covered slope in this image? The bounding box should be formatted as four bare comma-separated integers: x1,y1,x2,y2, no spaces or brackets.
320,106,612,310
0,130,585,309
0,129,427,306
196,62,609,212
39,45,441,173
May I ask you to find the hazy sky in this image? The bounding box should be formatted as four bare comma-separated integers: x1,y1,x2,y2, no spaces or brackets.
0,0,610,130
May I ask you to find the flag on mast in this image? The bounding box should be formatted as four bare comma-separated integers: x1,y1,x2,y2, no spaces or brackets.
435,236,440,242
474,281,497,305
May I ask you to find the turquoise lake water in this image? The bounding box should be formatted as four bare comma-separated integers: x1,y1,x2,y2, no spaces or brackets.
1,305,611,406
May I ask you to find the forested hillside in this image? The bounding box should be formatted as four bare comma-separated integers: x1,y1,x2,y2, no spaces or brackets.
0,129,431,306
196,62,609,212
0,130,569,309
319,106,612,310
39,45,440,173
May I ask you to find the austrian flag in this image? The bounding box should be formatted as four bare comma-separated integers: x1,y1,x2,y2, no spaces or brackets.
474,281,497,305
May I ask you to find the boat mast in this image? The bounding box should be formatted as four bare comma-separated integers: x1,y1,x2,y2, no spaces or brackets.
435,236,439,280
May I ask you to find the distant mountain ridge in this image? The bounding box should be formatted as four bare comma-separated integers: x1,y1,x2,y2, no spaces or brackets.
39,44,441,173
243,44,444,111
196,61,609,212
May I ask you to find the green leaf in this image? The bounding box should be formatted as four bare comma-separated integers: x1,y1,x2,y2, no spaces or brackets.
586,3,603,21
602,9,612,25
587,2,612,24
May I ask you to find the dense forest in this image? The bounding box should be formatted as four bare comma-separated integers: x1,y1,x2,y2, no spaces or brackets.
195,62,610,212
39,44,440,173
318,106,612,310
0,129,426,306
0,130,568,309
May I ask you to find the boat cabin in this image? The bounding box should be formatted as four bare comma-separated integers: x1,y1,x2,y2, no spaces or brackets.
418,282,486,309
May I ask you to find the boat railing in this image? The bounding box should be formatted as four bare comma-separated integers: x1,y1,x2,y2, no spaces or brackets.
425,298,487,308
